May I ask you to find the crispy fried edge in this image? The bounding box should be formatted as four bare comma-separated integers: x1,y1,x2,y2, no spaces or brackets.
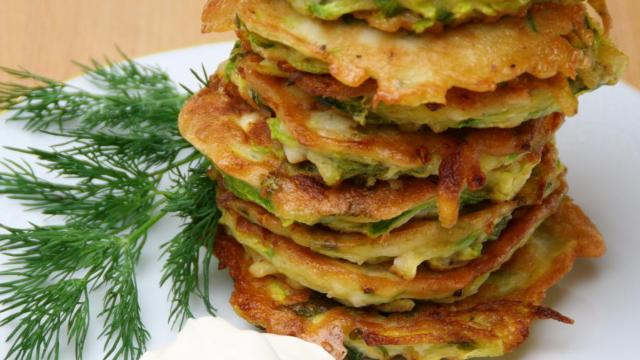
201,0,238,32
215,197,604,359
217,184,566,307
179,74,562,228
237,0,591,106
214,142,563,272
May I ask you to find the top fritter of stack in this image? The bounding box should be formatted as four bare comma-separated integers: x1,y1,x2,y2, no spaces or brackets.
197,0,625,227
203,0,626,114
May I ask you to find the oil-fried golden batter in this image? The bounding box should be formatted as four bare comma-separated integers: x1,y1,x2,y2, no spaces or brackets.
214,198,605,359
179,76,562,229
218,184,566,307
215,142,564,279
208,0,609,107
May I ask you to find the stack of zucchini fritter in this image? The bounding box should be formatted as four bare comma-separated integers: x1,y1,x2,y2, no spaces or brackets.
179,0,626,358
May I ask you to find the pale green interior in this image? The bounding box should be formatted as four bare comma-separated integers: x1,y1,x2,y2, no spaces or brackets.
287,0,577,33
237,18,626,132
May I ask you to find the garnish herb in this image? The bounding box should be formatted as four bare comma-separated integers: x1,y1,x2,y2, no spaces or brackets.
0,55,219,359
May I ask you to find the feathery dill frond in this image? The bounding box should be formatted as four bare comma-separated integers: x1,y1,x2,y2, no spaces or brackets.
160,158,219,329
0,55,220,359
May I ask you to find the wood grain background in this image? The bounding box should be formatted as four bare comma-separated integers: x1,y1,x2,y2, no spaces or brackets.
1,0,638,88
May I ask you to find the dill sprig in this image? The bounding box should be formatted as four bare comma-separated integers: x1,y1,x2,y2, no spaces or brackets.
0,148,157,230
0,56,218,359
1,225,111,360
0,54,185,133
160,159,220,328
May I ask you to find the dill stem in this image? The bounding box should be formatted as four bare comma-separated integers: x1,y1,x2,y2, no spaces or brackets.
150,151,200,177
124,205,167,245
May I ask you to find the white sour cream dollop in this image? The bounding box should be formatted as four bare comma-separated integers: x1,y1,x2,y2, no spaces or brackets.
140,317,334,360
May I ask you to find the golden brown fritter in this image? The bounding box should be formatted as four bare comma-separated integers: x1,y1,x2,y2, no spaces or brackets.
215,142,564,279
215,0,599,106
214,198,605,359
218,184,566,307
203,0,609,35
229,15,625,132
264,63,578,132
237,58,560,172
179,75,562,229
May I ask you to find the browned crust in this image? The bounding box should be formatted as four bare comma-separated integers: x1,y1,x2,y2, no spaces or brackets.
269,55,574,117
200,0,605,35
221,184,566,305
540,198,606,258
240,56,563,164
215,143,561,271
237,65,563,226
215,197,605,359
268,173,441,223
283,67,378,100
237,0,591,106
201,0,238,33
179,75,561,228
178,76,280,187
217,184,515,261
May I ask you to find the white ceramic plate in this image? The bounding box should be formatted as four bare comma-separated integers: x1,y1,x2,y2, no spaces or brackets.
1,42,639,359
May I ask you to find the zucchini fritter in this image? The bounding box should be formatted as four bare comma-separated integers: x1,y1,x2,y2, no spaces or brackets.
179,76,563,228
218,184,565,307
216,142,563,279
233,42,623,132
215,197,605,359
219,185,517,277
229,56,561,187
225,0,611,107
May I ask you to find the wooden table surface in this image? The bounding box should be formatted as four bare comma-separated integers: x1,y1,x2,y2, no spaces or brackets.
1,0,638,88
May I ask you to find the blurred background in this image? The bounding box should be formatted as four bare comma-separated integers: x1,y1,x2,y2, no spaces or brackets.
0,0,638,88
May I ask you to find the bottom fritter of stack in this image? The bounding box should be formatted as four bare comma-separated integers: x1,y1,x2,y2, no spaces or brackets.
214,195,604,360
